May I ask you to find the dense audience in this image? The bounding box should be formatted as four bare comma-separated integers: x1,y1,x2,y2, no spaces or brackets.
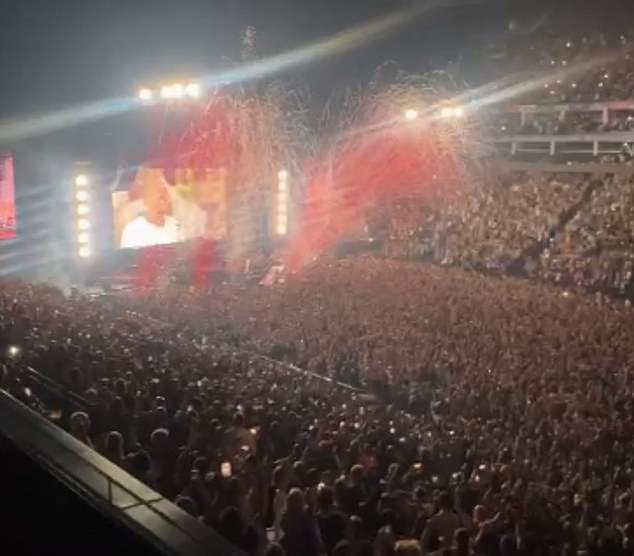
371,171,588,272
476,21,634,108
431,173,586,271
2,166,634,555
367,165,634,295
516,29,634,106
536,174,634,292
488,25,634,139
392,18,634,287
3,15,634,556
5,255,634,555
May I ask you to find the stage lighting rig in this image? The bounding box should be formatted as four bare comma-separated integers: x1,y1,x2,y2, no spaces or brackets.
138,81,202,103
74,167,93,259
404,109,419,121
276,169,289,236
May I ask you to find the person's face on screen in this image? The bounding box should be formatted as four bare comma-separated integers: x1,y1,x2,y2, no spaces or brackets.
142,178,171,226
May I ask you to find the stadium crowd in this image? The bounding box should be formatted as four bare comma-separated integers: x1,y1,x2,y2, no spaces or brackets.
487,24,634,138
517,29,634,106
428,172,587,272
4,251,634,555
536,173,634,293
373,172,583,269
369,167,634,295
3,13,634,556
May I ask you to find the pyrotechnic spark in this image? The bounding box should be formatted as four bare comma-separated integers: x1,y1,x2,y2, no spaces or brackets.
284,67,477,272
160,81,312,195
140,71,314,276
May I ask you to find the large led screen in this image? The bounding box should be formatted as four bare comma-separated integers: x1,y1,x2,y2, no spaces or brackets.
112,167,227,249
0,155,16,240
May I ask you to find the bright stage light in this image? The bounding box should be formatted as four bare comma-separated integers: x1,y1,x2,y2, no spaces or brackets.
77,232,90,244
75,174,89,187
78,246,92,258
277,200,288,215
440,106,453,118
76,204,89,216
171,83,184,98
75,190,89,202
77,218,91,231
404,109,419,121
276,220,288,236
138,88,153,101
185,83,201,98
276,168,289,236
7,345,20,358
160,83,185,99
439,106,464,119
160,85,172,99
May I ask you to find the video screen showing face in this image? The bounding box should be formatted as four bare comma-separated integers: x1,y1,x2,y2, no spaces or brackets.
0,155,16,240
112,166,227,249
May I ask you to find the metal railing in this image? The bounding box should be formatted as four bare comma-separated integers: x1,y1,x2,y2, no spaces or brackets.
0,389,245,556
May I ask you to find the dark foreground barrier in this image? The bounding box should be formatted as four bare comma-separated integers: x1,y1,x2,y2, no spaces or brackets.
0,389,245,556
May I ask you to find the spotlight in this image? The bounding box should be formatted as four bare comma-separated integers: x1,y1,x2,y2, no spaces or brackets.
77,218,91,231
276,220,288,236
439,106,463,119
7,345,20,358
276,169,290,236
75,190,89,202
404,109,419,121
171,83,184,98
75,174,89,187
138,88,153,101
76,204,89,216
160,83,185,99
160,85,172,99
77,232,90,244
185,83,201,98
78,246,91,258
